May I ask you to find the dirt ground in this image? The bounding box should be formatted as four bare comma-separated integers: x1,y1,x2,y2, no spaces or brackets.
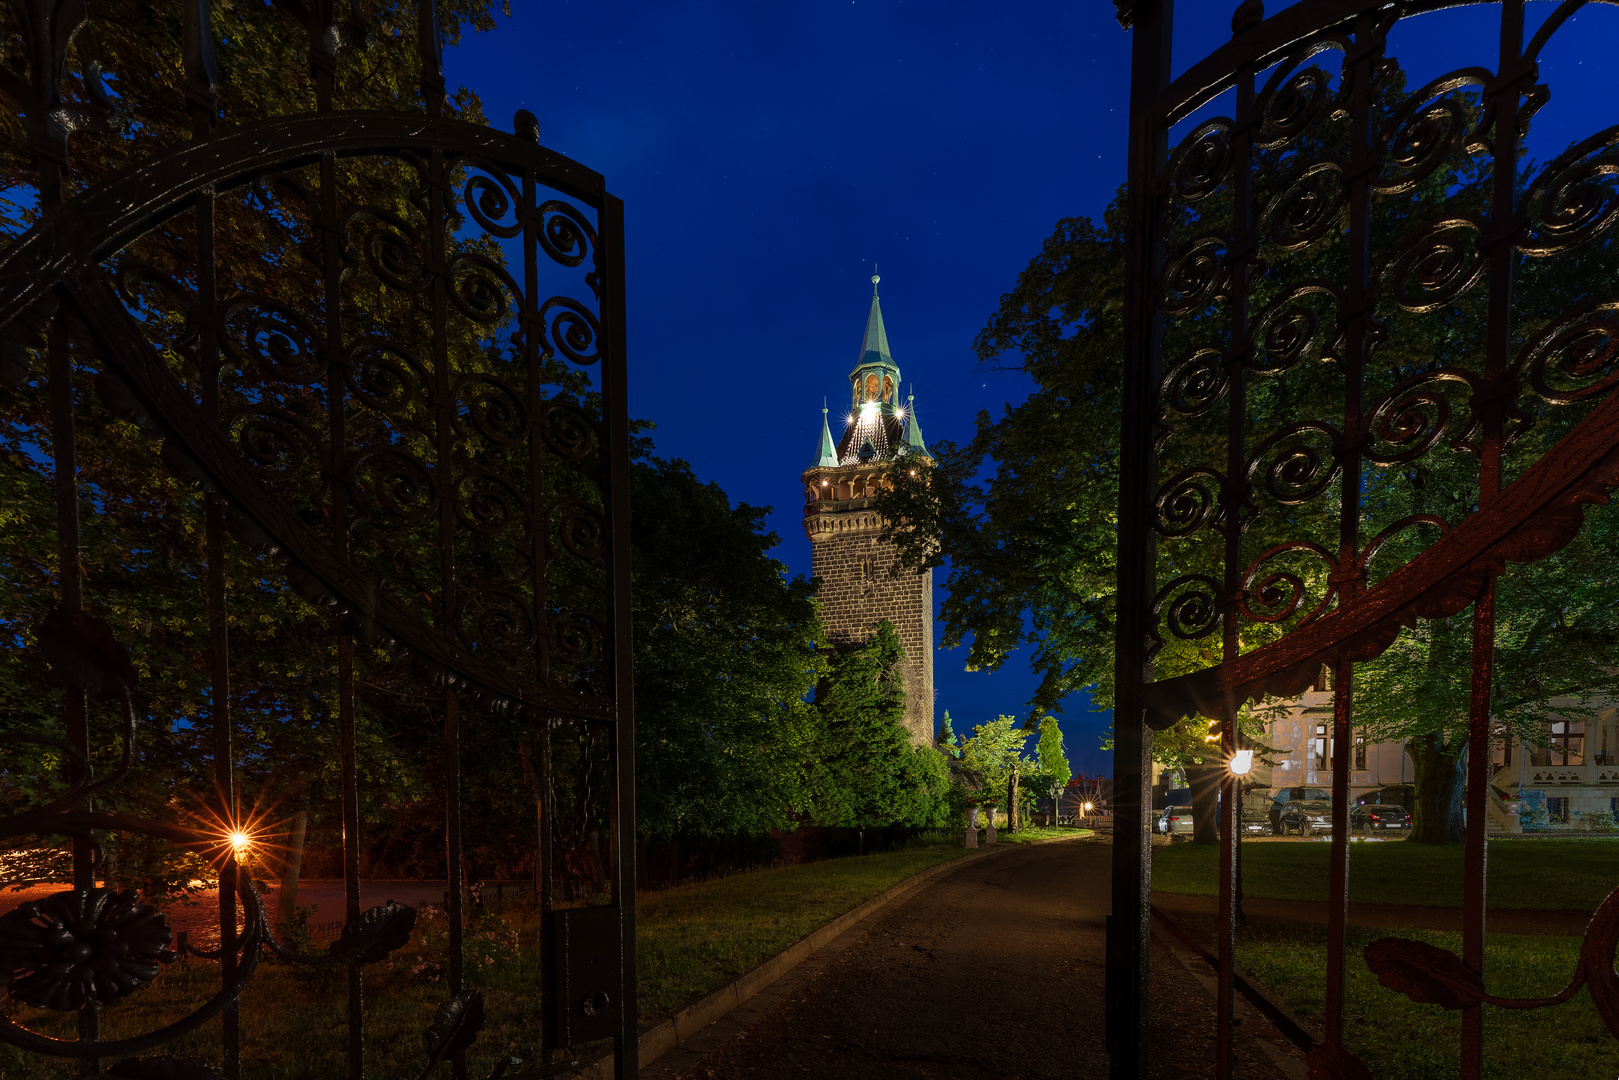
672,837,1303,1080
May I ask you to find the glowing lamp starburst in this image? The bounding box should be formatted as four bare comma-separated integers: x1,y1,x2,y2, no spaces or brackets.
229,830,252,855
861,401,879,421
1229,749,1254,776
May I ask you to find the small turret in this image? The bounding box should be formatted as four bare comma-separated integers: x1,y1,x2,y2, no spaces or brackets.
811,401,839,468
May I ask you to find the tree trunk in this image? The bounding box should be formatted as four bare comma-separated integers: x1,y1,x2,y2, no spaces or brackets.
1407,733,1465,843
1008,766,1020,833
276,810,308,933
1185,762,1221,845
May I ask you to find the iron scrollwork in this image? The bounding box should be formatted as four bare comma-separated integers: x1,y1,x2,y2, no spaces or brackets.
0,0,634,1074
1117,3,1619,1077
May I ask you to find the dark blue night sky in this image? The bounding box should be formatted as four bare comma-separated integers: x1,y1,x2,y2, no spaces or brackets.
448,2,1618,778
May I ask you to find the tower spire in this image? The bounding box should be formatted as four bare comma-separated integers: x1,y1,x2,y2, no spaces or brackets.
857,281,893,370
811,398,839,467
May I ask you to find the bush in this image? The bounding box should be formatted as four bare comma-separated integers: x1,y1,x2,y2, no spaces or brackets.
395,907,522,987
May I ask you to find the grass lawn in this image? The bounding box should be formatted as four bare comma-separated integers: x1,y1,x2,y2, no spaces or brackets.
1174,914,1609,1080
1152,838,1619,909
986,825,1088,845
2,843,984,1079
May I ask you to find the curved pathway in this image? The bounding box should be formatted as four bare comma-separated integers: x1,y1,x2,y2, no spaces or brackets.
660,837,1301,1080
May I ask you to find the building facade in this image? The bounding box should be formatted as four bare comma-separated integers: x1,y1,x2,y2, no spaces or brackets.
802,276,935,745
1153,672,1619,833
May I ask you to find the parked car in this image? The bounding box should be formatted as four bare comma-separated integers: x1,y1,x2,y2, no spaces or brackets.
1267,786,1332,833
1239,805,1270,835
1157,805,1195,836
1356,785,1415,813
1351,803,1411,833
1277,799,1333,836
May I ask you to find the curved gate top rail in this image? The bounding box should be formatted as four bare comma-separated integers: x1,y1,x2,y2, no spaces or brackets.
1138,0,1619,125
1109,2,1619,1078
0,2,638,1078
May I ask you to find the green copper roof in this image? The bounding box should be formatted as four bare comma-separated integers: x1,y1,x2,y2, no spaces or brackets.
902,395,927,455
853,286,896,375
811,406,839,468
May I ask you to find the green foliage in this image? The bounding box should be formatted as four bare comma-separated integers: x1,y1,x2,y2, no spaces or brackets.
1034,715,1070,789
958,715,1028,801
810,622,951,829
937,709,962,758
631,457,825,842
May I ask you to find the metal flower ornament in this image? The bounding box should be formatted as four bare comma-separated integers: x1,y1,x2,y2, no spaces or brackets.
0,889,177,1011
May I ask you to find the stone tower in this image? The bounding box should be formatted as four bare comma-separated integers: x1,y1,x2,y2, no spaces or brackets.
802,275,934,745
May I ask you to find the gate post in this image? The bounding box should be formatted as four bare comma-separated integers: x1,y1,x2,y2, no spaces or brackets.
1109,2,1172,1077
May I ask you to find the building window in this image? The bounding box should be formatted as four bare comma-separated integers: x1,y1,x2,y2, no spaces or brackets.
1491,736,1512,767
1550,721,1584,766
1354,734,1367,771
1313,723,1328,771
1546,796,1570,823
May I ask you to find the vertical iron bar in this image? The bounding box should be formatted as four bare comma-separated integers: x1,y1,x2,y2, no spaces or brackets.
517,146,556,1067
419,0,445,118
445,687,464,1002
1462,580,1495,1080
47,297,98,1075
1460,4,1522,1073
1323,661,1354,1047
1324,11,1379,1050
1215,46,1256,1080
600,193,639,1080
188,6,232,1058
538,717,556,1067
339,634,361,1079
318,132,363,1078
426,130,467,1077
1111,3,1172,1077
520,163,549,687
34,64,98,1074
200,202,239,1080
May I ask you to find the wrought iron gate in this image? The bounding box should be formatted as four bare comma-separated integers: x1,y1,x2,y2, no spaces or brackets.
0,1,637,1077
1110,1,1619,1077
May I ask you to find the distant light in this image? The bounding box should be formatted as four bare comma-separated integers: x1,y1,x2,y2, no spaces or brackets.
1083,801,1094,812
229,830,252,854
1230,749,1254,776
909,470,917,477
861,401,878,420
822,480,829,487
895,407,905,421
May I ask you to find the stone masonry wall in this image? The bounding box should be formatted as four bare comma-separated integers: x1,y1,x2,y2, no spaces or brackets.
806,508,934,746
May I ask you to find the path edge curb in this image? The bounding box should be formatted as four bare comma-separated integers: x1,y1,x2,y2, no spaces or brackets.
562,830,1093,1079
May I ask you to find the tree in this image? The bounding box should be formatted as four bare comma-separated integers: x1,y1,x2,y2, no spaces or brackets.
938,710,963,758
958,715,1028,826
630,456,826,855
1034,715,1071,822
810,622,952,831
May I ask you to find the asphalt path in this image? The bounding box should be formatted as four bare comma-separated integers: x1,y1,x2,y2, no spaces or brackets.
669,837,1302,1080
